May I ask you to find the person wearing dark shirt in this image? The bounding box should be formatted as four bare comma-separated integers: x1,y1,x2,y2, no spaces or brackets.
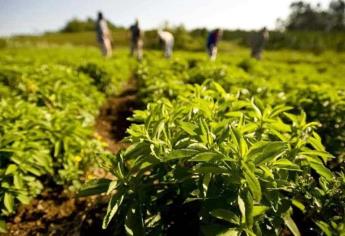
206,28,222,61
129,19,143,60
251,27,269,60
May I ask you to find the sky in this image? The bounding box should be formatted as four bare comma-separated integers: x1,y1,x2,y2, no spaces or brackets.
0,0,333,36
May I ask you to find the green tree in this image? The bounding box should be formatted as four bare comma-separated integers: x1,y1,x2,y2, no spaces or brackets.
60,17,121,33
286,0,345,31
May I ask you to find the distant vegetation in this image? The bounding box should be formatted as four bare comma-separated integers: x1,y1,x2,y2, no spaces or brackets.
60,17,124,33
2,0,345,52
284,0,345,31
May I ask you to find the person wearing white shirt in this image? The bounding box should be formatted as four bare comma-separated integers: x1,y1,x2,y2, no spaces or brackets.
95,12,112,57
158,30,174,58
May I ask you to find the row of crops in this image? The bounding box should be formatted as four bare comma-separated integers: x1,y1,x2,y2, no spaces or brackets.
1,47,345,235
0,47,134,233
82,51,345,235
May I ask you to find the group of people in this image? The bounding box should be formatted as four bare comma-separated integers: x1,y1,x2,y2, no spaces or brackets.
205,27,269,60
96,12,269,60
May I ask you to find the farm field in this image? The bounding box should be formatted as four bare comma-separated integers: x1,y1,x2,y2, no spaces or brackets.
0,45,345,235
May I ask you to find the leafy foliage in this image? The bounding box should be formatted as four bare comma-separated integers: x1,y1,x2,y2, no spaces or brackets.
81,49,344,235
0,47,132,231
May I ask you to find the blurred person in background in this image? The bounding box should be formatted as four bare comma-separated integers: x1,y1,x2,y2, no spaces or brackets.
95,12,112,57
206,28,222,61
250,27,269,60
158,30,174,58
129,19,144,61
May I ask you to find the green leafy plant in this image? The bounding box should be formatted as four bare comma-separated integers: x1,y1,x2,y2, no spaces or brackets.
81,82,335,235
0,47,133,231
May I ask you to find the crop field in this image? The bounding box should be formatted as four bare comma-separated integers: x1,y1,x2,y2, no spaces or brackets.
0,45,345,235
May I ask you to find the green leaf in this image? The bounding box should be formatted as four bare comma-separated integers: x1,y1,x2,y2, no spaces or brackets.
210,209,240,225
251,98,262,118
310,162,333,180
253,222,262,236
238,195,246,224
213,82,227,97
300,150,333,163
4,192,14,213
124,142,149,160
270,105,293,118
305,156,333,180
188,143,208,151
189,152,222,162
107,180,118,195
284,112,298,123
178,121,197,135
202,173,212,197
232,101,250,110
145,214,161,228
292,199,305,213
226,111,243,118
315,221,332,236
253,205,269,217
269,105,293,118
243,229,256,236
5,164,17,175
153,119,165,139
102,191,125,229
0,220,6,233
231,127,247,157
54,141,61,158
243,190,254,229
13,173,24,189
217,124,230,143
240,123,258,134
198,118,209,144
259,166,274,179
247,141,288,165
78,179,111,197
307,137,325,151
283,212,301,236
272,159,301,171
125,203,145,236
25,165,42,176
267,121,291,132
16,194,31,205
242,162,262,202
267,128,289,142
194,166,228,174
165,148,199,161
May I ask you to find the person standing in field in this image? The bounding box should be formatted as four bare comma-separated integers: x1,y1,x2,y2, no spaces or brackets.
251,27,269,60
95,12,112,57
129,19,144,61
158,30,174,58
206,28,222,61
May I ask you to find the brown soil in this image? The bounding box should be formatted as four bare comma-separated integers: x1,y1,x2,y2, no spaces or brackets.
94,85,139,153
2,80,140,236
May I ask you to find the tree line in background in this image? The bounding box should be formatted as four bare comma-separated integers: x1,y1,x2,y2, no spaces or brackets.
60,0,345,33
60,18,125,33
284,0,345,31
3,0,344,52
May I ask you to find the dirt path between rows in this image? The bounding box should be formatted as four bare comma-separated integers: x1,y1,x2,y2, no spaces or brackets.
94,80,139,153
3,79,140,236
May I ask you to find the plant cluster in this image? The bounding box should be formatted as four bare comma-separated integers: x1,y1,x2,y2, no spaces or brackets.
0,47,132,232
82,50,345,235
